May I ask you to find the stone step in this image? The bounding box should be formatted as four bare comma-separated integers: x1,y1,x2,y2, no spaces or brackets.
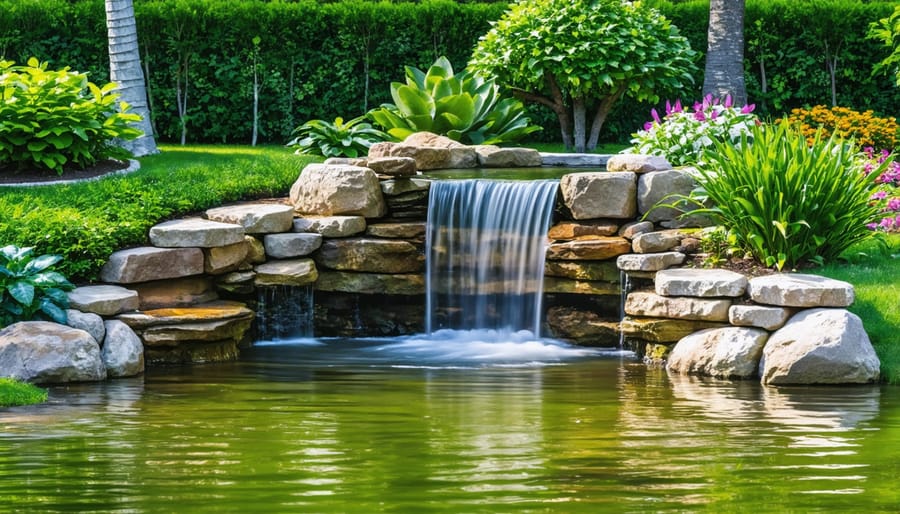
68,285,139,316
655,268,748,298
204,203,294,234
149,218,245,248
748,273,854,307
100,247,204,284
293,215,366,237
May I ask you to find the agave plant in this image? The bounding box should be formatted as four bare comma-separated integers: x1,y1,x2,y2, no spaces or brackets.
367,56,540,145
0,245,74,327
287,116,389,158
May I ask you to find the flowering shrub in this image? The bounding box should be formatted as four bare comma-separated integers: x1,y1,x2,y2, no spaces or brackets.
863,147,900,232
626,95,758,166
783,105,898,150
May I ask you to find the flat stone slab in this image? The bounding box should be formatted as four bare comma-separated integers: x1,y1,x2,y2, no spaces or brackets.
366,156,417,177
149,218,245,248
631,231,682,253
100,247,204,284
475,146,542,167
616,252,685,272
68,285,139,316
204,203,294,234
548,221,618,240
365,222,426,239
748,273,854,307
540,153,609,167
544,260,620,282
619,221,654,239
655,268,748,298
546,237,632,261
315,271,425,295
380,178,431,196
620,316,727,343
543,277,619,296
129,277,218,310
560,172,637,220
314,238,424,273
729,305,792,330
625,291,731,321
263,233,323,258
293,216,366,238
254,259,318,287
607,154,671,173
117,301,254,330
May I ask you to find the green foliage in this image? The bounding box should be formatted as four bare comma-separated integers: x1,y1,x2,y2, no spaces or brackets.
288,116,388,158
627,95,759,166
367,56,540,145
0,145,316,282
689,121,886,270
0,378,48,407
869,5,900,87
0,58,141,174
469,0,697,150
0,245,74,328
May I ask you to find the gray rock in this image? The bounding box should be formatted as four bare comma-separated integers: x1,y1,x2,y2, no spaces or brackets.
365,222,426,239
475,146,543,167
637,169,697,223
314,238,424,273
760,309,879,385
369,142,454,170
290,163,386,218
616,252,685,272
100,247,204,284
655,268,748,298
102,320,144,378
748,273,855,308
315,271,426,295
203,241,249,275
366,156,418,177
618,221,655,239
625,291,731,321
544,260,620,281
540,153,609,167
68,285,140,316
254,259,318,287
607,154,671,173
263,233,323,258
149,218,245,248
323,157,368,167
66,310,106,344
560,172,637,220
631,231,682,253
204,203,295,234
667,327,769,379
728,305,792,330
402,132,478,169
293,216,367,238
0,321,106,383
380,178,431,197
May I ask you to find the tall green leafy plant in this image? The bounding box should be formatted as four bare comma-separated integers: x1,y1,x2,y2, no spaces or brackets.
689,121,888,270
0,245,74,327
367,56,540,145
288,116,388,158
0,58,142,174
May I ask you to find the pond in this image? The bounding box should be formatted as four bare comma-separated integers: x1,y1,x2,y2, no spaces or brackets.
2,336,899,512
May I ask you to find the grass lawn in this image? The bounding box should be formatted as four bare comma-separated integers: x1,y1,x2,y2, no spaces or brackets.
812,234,900,383
0,378,48,407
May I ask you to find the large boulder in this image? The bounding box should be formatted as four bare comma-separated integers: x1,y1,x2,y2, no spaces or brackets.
759,308,880,385
66,309,106,344
667,327,769,379
0,321,106,383
637,169,701,225
290,164,387,218
560,172,637,220
102,320,144,377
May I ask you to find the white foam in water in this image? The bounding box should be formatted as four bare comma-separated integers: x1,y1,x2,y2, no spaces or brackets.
369,329,626,367
254,337,325,347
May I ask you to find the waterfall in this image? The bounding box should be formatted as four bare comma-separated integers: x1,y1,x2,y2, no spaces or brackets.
256,285,314,340
425,179,559,335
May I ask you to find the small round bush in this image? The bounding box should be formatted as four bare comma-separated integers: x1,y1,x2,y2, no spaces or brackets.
0,57,142,175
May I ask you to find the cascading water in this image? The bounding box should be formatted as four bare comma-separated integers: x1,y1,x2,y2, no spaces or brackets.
256,285,314,341
425,179,559,335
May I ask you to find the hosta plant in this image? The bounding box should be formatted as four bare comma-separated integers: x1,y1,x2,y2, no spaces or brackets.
367,56,540,145
627,95,758,166
687,121,887,270
287,116,388,158
0,245,74,328
0,58,142,175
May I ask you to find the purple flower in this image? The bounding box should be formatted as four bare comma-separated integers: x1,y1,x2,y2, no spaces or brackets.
741,104,756,114
643,121,653,131
867,222,879,230
871,190,888,200
674,99,683,113
651,108,661,124
694,111,706,122
724,94,733,108
888,197,900,211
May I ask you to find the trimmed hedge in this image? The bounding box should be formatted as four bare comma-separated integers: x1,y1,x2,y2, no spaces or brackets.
0,0,897,145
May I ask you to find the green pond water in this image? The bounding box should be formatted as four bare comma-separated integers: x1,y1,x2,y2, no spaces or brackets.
2,337,900,513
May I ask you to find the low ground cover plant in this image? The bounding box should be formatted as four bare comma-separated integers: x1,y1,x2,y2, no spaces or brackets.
0,245,73,328
0,58,142,174
687,121,887,270
627,95,759,166
287,116,387,158
0,378,48,407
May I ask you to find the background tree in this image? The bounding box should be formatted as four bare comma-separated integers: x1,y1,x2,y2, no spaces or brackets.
105,0,157,156
469,0,697,152
702,0,747,106
870,4,900,87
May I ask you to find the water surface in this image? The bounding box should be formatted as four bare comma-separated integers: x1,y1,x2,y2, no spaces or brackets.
2,338,899,512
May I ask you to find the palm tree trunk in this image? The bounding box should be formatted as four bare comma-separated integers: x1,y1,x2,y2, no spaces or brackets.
105,0,158,156
702,0,747,106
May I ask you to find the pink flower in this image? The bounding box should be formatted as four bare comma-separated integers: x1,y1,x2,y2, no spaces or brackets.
724,94,733,108
651,108,661,124
888,197,900,211
694,111,706,122
741,104,755,114
673,99,683,113
871,190,888,200
643,121,653,131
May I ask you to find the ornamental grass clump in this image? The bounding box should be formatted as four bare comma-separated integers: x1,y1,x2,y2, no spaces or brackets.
690,121,888,270
627,95,758,166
